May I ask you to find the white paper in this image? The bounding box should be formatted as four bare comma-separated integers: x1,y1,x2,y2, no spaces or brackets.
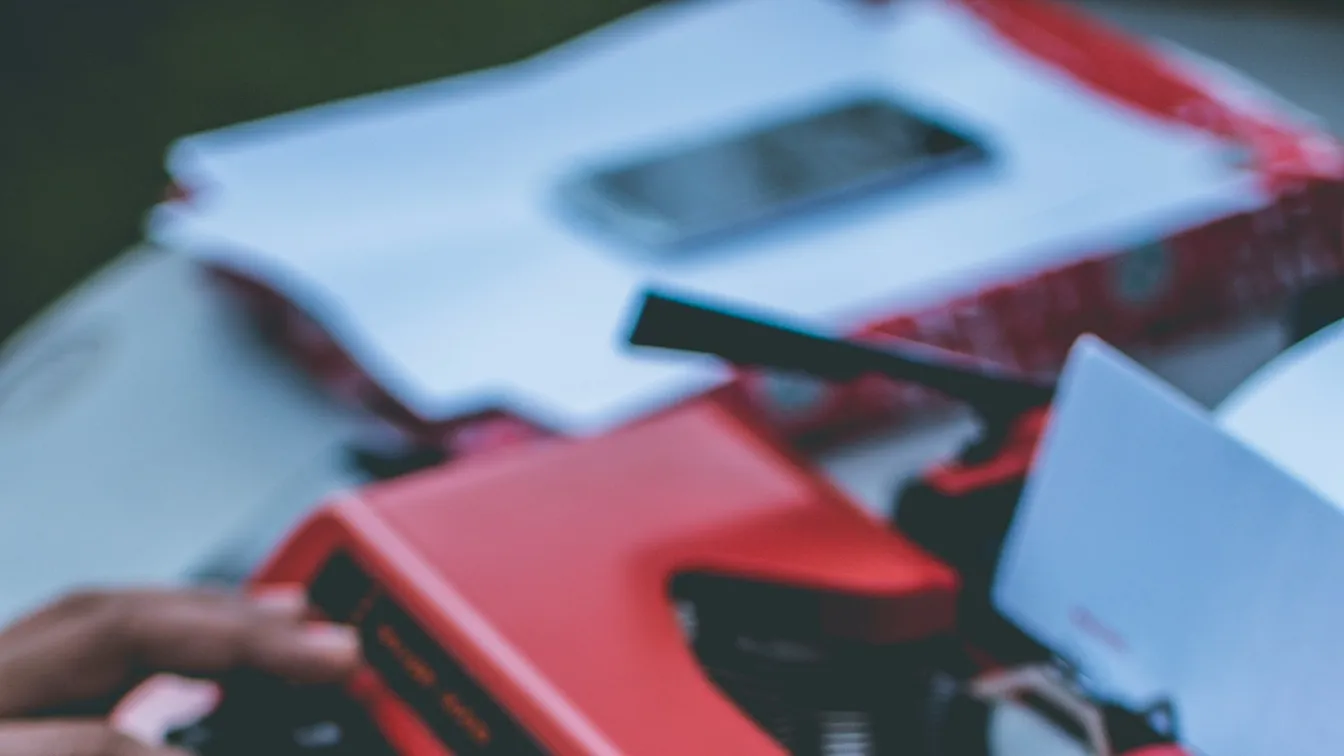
1218,319,1344,508
151,0,1266,432
995,336,1344,756
0,250,369,624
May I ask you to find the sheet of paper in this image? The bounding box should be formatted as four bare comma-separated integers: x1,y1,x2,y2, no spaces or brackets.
151,0,1265,432
1218,319,1344,508
994,336,1344,756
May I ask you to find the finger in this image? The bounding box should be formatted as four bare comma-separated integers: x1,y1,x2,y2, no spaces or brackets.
0,720,185,756
113,589,360,679
0,587,360,718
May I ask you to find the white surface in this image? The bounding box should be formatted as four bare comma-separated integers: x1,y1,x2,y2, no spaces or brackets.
1218,319,1344,506
0,249,368,622
995,337,1344,756
151,0,1265,433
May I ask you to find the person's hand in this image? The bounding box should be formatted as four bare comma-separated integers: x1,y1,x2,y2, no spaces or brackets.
0,587,361,755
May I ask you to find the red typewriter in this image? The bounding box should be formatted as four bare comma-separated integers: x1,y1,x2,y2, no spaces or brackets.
114,291,1188,756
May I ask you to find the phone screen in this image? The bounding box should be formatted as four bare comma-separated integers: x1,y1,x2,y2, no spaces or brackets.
562,95,987,249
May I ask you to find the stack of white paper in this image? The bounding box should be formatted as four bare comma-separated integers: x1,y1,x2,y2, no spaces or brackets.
152,0,1265,434
996,337,1344,756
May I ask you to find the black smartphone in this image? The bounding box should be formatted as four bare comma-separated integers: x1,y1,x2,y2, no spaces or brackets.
557,93,990,251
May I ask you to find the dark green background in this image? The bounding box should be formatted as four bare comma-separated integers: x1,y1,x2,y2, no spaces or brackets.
0,0,652,341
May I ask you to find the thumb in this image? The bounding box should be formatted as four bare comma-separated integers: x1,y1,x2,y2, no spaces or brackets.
0,720,185,756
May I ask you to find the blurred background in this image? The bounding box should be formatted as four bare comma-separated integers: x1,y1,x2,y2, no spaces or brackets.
5,4,1344,751
2,0,1343,341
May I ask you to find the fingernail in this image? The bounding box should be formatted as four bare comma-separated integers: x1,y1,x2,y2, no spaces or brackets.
252,585,309,617
301,623,362,660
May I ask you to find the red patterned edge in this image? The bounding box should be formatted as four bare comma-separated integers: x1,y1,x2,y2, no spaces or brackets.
199,0,1344,458
953,0,1344,187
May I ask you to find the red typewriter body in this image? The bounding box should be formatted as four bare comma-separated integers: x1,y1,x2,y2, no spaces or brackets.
203,400,956,755
114,291,1190,756
117,396,1183,756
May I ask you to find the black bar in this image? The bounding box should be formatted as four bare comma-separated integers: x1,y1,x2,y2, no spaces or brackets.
627,289,1054,423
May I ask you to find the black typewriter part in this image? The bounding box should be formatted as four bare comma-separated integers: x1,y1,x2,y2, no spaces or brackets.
670,574,946,756
921,671,992,756
1287,275,1344,346
919,666,1179,756
894,475,1056,669
894,476,1024,598
626,286,1055,490
1100,700,1178,753
626,290,1055,433
345,443,449,482
997,692,1171,754
950,421,1014,469
164,672,395,756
